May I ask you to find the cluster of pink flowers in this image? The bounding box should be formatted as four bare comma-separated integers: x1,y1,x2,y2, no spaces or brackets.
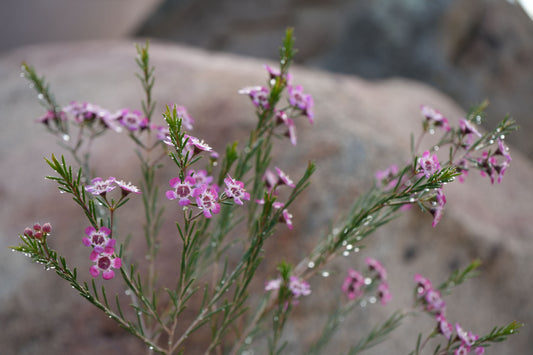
265,275,311,305
166,170,249,218
342,257,391,305
256,167,296,229
239,65,314,146
477,139,511,184
23,222,52,240
85,176,142,197
83,177,141,279
83,226,121,280
414,274,485,355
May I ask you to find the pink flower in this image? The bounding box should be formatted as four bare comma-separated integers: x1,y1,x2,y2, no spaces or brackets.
495,138,512,162
436,313,453,340
275,167,296,187
172,104,194,130
166,176,196,206
414,274,433,297
459,119,482,137
189,169,213,187
342,268,364,300
288,276,311,298
83,226,114,254
420,105,450,131
114,180,141,195
185,135,213,155
288,85,314,123
85,177,116,196
224,175,250,205
425,289,446,314
265,278,282,292
273,202,294,229
243,86,270,109
275,110,297,146
418,151,440,178
375,164,400,190
377,282,392,305
89,249,121,280
474,346,485,355
454,344,471,355
192,184,221,218
365,257,387,280
115,109,148,131
430,189,447,227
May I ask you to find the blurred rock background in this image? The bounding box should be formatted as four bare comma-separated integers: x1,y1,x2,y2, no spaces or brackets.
1,0,532,354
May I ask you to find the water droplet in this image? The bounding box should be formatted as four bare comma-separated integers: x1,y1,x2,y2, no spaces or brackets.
342,251,350,257
138,312,142,316
346,244,353,250
59,190,66,194
244,147,251,154
269,78,276,86
307,261,315,268
245,337,252,345
369,296,377,304
343,228,349,234
62,134,70,142
360,300,367,308
211,242,217,247
29,83,34,89
362,216,373,226
489,139,494,144
37,93,44,100
149,346,154,350
125,289,132,296
213,162,218,166
273,316,279,322
433,145,439,151
496,127,502,133
354,247,360,252
355,236,362,241
475,115,482,124
341,240,347,246
364,277,372,285
332,228,340,235
20,72,25,78
321,271,330,278
409,197,416,203
500,134,505,140
429,128,435,135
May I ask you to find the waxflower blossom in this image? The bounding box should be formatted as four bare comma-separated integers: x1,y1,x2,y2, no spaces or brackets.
275,110,297,146
172,104,194,130
189,169,213,188
436,313,453,340
288,85,314,123
375,164,400,190
37,110,67,125
365,257,387,280
377,282,392,305
115,180,141,196
85,177,116,196
114,109,148,131
425,289,446,314
342,268,364,300
418,151,440,178
224,175,250,205
192,184,221,218
288,276,311,298
414,274,433,297
265,278,282,292
275,167,295,188
166,176,196,206
89,248,121,280
430,189,447,227
273,202,294,229
420,105,450,131
240,86,270,109
83,226,114,253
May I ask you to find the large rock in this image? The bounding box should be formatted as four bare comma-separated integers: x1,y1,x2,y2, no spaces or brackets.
138,0,533,160
0,41,532,354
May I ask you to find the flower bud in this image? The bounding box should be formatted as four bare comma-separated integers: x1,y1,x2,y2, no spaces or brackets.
42,223,52,233
33,223,42,231
24,227,33,237
34,231,43,239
